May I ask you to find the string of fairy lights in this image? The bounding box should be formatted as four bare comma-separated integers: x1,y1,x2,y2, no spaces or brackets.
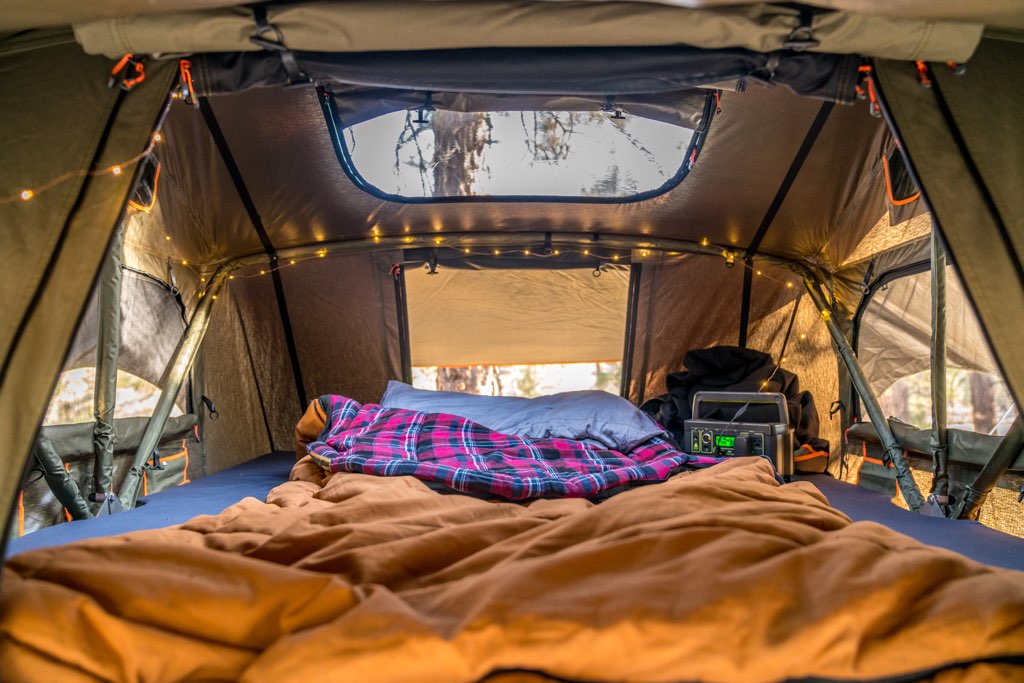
4,128,802,297
0,132,164,207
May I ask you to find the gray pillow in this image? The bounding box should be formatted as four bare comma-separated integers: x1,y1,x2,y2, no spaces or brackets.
379,381,667,452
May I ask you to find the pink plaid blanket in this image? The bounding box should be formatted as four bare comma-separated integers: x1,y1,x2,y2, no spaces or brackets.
307,395,723,500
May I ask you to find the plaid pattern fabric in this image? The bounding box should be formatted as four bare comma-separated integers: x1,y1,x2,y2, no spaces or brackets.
307,395,724,500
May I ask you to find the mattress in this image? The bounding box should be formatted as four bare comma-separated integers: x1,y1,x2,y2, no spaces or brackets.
2,455,1023,682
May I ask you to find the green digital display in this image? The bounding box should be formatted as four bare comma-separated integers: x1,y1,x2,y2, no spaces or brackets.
715,435,735,448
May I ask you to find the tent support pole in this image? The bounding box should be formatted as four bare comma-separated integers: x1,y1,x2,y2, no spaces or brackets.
929,228,950,504
119,268,233,508
803,274,925,511
92,224,123,501
33,432,93,521
955,416,1024,521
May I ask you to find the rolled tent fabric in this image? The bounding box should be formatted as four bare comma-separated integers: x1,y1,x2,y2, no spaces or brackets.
71,1,983,62
0,35,176,550
3,0,1021,33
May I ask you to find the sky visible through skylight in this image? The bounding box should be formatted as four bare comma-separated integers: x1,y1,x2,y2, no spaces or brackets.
344,109,692,198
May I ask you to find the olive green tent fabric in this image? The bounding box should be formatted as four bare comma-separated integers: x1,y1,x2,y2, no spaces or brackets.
875,38,1024,409
4,0,1023,34
71,1,982,62
0,38,175,545
198,253,402,466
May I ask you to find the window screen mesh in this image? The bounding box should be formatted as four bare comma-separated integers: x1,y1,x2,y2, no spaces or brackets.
406,265,629,367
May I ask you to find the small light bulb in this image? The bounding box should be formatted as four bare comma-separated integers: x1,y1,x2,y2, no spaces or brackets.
200,277,206,283
524,249,531,255
463,248,470,254
165,235,171,241
583,249,589,255
700,237,709,247
111,166,122,176
211,295,218,301
494,249,501,255
612,254,619,261
289,259,296,265
434,237,442,245
181,259,188,266
553,250,560,255
229,275,236,280
317,249,327,258
373,235,381,243
786,282,794,288
800,334,807,340
756,270,762,276
260,269,266,275
153,133,163,142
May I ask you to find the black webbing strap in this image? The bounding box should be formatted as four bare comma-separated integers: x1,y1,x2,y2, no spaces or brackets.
744,101,834,259
619,262,643,397
391,264,413,384
249,5,310,85
738,257,753,347
198,97,308,413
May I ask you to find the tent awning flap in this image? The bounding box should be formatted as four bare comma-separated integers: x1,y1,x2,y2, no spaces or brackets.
72,1,983,62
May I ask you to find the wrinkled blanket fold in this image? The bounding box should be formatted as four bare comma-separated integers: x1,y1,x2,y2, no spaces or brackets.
3,456,1024,682
307,395,723,500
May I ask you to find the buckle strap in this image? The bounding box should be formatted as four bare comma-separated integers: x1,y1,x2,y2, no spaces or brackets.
249,5,311,85
783,7,821,52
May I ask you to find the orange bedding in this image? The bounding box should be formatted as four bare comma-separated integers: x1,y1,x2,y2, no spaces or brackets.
2,455,1024,682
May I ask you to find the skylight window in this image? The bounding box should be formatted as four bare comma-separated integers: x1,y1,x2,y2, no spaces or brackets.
336,108,700,201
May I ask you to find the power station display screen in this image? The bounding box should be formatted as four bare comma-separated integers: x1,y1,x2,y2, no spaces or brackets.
714,435,735,448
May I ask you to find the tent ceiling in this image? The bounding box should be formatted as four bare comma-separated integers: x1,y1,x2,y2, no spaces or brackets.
143,77,891,275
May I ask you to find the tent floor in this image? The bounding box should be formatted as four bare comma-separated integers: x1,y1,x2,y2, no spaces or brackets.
6,458,1023,571
6,451,295,557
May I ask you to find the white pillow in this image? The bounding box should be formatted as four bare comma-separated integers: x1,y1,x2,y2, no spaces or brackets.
380,381,667,452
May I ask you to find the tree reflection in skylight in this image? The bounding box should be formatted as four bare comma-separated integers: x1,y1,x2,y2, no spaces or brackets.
342,109,694,199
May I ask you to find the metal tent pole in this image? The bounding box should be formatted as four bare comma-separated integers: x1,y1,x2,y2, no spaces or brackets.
33,432,93,520
92,225,123,501
929,228,950,504
119,267,233,508
955,415,1024,521
803,274,925,511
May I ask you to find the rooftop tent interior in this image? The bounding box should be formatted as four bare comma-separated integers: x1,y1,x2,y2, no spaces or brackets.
0,1,1022,551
